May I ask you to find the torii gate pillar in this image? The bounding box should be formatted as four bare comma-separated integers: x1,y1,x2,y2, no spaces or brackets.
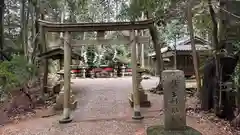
59,31,72,123
130,30,144,120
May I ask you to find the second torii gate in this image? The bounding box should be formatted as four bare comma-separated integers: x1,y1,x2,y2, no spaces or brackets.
38,19,154,123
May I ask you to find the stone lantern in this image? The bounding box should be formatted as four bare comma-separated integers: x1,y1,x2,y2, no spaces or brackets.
82,67,86,78
54,70,77,110
71,70,76,79
90,70,95,78
121,64,126,77
129,63,151,107
113,66,118,78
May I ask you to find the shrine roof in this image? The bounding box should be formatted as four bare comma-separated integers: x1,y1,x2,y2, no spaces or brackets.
37,48,82,60
148,36,212,57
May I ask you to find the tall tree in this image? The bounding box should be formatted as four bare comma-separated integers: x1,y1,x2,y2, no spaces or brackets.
164,19,185,69
20,0,27,58
0,0,4,60
187,0,201,93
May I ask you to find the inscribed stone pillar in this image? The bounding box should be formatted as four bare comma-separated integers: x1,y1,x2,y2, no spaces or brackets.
162,70,186,130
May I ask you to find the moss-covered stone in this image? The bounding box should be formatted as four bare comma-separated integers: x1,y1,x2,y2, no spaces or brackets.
146,125,202,135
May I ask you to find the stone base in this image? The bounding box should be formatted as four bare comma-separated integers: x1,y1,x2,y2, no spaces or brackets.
59,116,73,124
132,111,144,120
128,92,151,108
71,74,77,79
146,125,202,135
54,90,78,111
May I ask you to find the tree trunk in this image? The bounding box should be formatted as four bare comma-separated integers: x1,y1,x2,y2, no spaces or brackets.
187,0,201,93
145,11,164,91
30,0,39,63
25,1,30,62
29,0,36,63
218,0,228,51
219,0,236,120
149,24,164,91
174,36,177,69
231,113,240,127
208,0,219,49
233,67,240,127
0,0,4,60
206,0,220,113
20,0,28,58
39,10,48,97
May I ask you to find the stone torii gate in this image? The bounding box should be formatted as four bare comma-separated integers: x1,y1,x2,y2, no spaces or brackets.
38,19,154,123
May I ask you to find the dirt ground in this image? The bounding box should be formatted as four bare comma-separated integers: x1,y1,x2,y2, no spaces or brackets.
0,77,237,135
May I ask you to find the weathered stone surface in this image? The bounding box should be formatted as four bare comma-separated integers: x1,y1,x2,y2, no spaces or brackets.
130,91,148,102
54,87,78,111
45,73,62,95
129,91,151,107
129,64,151,107
46,83,61,95
162,70,186,131
71,73,77,79
146,125,202,135
121,65,126,77
129,64,151,108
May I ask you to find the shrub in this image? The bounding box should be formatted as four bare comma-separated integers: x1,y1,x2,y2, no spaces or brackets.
0,55,37,99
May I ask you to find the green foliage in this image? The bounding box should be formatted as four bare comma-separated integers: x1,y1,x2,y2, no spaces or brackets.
103,44,131,66
233,42,240,88
0,55,38,95
86,46,98,67
192,0,212,37
114,44,131,63
163,19,185,43
4,0,21,39
0,62,17,90
117,0,181,21
234,63,240,88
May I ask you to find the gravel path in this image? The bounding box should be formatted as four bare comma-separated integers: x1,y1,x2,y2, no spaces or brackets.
0,77,231,135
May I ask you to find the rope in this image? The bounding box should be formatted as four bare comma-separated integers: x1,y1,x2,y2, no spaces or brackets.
213,4,240,20
193,2,240,20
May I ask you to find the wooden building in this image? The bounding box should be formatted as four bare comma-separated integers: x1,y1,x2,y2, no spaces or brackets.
148,36,212,77
37,47,83,69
